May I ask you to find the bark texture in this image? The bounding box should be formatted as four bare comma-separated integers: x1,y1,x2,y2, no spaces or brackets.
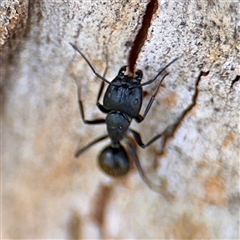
1,0,239,238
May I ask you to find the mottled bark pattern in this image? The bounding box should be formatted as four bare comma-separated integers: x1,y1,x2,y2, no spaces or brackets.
2,0,239,238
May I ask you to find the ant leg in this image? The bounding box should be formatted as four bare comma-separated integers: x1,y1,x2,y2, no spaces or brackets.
96,79,109,114
77,72,108,124
129,125,175,148
127,142,160,192
134,73,169,123
75,134,108,157
76,83,108,155
127,142,173,198
78,99,105,124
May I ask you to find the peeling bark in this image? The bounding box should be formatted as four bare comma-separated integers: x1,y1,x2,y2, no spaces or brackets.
1,0,239,238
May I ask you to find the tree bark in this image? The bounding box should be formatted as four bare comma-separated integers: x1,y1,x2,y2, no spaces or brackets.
1,0,239,238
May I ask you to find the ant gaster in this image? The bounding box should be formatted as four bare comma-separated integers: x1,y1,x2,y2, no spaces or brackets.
70,43,178,193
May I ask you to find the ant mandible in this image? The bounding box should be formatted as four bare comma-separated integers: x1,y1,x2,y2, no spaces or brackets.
70,43,178,193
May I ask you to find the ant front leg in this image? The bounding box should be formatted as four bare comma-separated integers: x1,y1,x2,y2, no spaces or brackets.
77,80,110,124
78,99,105,124
91,65,110,114
96,81,109,114
134,73,169,123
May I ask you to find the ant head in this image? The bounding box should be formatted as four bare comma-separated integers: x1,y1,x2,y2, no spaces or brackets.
98,144,129,176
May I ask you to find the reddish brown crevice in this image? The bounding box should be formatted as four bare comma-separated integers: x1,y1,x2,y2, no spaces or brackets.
67,211,81,239
91,184,113,237
128,0,158,74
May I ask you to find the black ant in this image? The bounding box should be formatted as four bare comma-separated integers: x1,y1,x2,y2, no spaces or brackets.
70,43,178,193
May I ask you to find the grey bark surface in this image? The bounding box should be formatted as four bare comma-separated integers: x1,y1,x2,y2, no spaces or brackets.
1,0,239,238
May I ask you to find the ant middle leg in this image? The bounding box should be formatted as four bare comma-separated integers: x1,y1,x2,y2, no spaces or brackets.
75,82,109,156
129,124,175,148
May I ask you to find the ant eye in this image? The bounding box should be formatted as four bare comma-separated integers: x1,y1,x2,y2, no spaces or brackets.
118,66,127,76
135,70,143,81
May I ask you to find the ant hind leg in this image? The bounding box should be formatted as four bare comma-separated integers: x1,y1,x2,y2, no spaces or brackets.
75,134,108,157
127,141,174,199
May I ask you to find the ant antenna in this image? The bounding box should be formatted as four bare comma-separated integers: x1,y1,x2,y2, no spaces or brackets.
69,43,111,85
131,57,179,89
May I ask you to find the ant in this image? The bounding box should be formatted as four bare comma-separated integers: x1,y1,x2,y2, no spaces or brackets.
70,43,178,193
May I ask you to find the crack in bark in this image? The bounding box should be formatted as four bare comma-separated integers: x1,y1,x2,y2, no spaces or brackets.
225,74,239,111
128,0,158,73
230,75,240,89
157,71,209,155
91,184,113,238
67,211,81,240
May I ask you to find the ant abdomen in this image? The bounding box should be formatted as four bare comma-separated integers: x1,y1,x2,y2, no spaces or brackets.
98,145,130,176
